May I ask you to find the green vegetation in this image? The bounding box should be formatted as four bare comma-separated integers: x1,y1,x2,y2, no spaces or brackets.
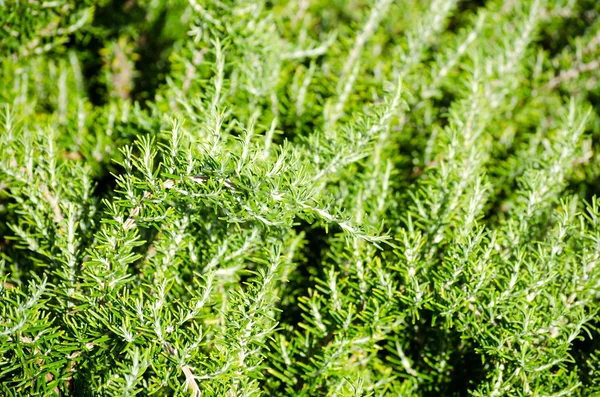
1,0,600,395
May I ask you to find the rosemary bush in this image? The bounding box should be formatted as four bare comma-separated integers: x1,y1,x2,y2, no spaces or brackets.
1,0,600,395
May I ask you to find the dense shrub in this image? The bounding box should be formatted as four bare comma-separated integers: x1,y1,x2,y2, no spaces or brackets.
1,0,600,395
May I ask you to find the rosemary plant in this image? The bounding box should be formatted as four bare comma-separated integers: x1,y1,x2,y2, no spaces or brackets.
1,0,600,395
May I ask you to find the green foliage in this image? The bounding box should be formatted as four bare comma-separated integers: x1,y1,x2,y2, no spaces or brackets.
1,0,600,395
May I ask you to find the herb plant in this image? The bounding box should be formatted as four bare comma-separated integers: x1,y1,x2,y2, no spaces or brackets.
1,0,600,395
